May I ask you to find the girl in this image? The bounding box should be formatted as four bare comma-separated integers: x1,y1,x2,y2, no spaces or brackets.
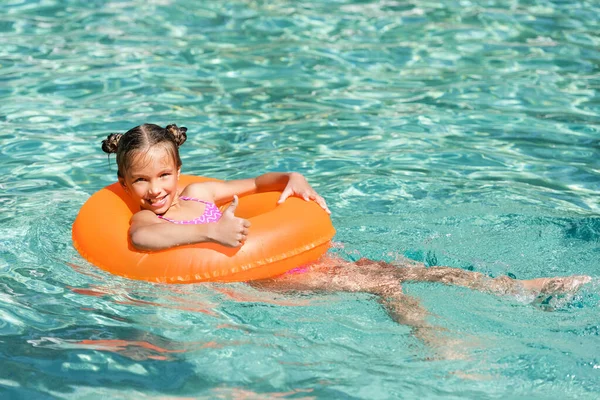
102,123,590,356
101,123,330,251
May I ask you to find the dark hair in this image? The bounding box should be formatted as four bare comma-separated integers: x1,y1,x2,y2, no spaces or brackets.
101,123,187,178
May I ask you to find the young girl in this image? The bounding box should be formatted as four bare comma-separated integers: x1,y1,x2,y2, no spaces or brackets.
101,123,330,251
102,123,590,356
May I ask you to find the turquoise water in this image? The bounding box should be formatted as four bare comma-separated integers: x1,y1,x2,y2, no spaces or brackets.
1,0,599,397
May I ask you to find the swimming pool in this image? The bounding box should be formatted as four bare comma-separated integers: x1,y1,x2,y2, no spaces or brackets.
1,0,599,397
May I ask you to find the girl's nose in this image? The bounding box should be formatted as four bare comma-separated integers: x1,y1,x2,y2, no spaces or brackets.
148,182,161,195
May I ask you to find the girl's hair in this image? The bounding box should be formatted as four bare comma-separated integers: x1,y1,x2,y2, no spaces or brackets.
101,124,187,178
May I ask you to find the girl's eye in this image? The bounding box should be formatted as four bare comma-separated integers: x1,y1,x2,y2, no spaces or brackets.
161,173,171,178
133,178,146,183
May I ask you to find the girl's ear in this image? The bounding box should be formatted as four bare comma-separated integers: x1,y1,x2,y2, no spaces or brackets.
177,167,181,180
118,177,128,192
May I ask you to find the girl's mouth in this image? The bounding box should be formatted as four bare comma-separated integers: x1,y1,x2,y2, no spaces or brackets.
147,195,167,207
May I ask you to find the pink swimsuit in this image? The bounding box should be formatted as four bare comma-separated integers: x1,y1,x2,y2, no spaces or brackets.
157,196,222,224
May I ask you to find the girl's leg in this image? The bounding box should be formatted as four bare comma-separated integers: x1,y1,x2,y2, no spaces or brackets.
250,256,589,358
395,265,591,297
269,257,589,297
252,255,589,317
250,258,463,357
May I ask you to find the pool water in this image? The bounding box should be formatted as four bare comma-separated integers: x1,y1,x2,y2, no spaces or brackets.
1,0,599,397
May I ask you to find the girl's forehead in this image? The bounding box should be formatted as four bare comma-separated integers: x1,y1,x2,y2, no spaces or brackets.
128,146,176,172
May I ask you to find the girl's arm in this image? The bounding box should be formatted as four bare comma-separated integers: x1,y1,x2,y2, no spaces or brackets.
128,197,250,251
189,172,331,213
128,172,328,251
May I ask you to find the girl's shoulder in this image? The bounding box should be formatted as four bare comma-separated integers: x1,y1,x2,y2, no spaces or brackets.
180,182,216,200
130,209,159,224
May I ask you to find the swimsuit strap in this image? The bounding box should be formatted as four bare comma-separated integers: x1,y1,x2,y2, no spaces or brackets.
178,196,211,204
157,196,222,225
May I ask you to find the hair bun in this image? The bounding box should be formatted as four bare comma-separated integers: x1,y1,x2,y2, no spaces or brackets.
101,133,123,154
166,124,187,147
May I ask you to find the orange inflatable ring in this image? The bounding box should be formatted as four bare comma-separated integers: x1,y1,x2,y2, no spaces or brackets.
72,175,336,283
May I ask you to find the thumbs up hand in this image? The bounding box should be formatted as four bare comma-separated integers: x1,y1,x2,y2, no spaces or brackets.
212,195,251,247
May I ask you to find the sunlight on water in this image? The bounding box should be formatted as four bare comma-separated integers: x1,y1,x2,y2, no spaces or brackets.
0,0,599,398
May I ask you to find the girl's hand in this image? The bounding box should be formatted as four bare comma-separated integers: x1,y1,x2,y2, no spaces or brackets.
211,196,251,247
277,173,331,214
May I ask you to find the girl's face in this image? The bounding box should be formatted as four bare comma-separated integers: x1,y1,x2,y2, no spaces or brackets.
119,145,181,214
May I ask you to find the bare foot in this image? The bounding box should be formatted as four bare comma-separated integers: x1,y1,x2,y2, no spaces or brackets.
521,275,591,295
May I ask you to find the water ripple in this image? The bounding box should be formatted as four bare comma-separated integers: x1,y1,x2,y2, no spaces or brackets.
1,0,600,397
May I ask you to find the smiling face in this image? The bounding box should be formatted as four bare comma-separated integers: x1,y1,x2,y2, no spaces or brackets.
119,145,181,214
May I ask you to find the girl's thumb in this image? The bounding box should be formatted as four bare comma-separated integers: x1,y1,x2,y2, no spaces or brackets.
226,195,239,215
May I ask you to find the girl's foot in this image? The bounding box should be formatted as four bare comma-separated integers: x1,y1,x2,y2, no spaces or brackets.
521,275,591,295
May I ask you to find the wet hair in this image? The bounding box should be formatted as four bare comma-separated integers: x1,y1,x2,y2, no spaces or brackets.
101,123,187,178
